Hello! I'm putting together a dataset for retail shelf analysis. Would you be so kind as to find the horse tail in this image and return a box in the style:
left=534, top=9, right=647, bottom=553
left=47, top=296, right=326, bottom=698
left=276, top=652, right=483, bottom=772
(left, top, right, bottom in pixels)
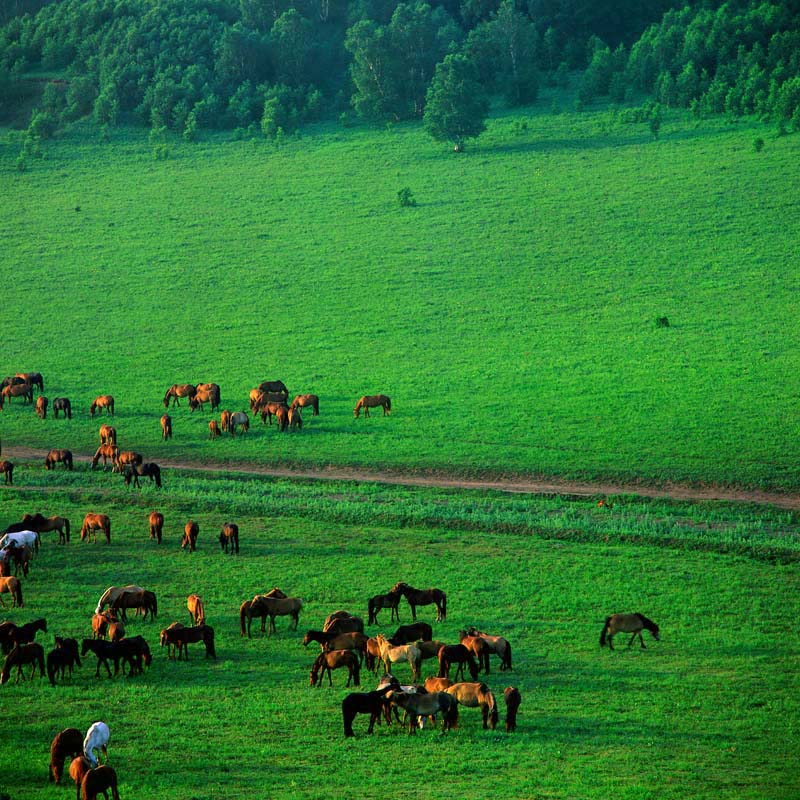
left=353, top=657, right=361, bottom=687
left=106, top=518, right=111, bottom=544
left=441, top=592, right=447, bottom=621
left=600, top=617, right=611, bottom=647
left=239, top=601, right=249, bottom=637
left=386, top=396, right=391, bottom=412
left=504, top=641, right=512, bottom=671
left=47, top=652, right=57, bottom=686
left=64, top=518, right=70, bottom=542
left=151, top=592, right=158, bottom=618
left=437, top=647, right=447, bottom=678
left=367, top=598, right=375, bottom=625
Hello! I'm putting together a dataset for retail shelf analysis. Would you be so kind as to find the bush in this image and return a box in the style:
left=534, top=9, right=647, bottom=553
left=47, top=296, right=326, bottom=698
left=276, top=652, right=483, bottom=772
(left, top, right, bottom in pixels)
left=753, top=137, right=764, bottom=152
left=397, top=187, right=416, bottom=207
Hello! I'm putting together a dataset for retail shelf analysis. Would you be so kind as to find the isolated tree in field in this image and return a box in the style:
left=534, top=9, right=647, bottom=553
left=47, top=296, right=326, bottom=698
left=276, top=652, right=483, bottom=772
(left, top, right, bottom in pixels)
left=423, top=52, right=489, bottom=151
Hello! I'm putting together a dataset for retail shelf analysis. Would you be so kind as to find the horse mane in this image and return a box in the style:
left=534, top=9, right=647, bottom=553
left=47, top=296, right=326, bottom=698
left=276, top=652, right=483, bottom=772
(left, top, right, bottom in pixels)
left=634, top=613, right=658, bottom=632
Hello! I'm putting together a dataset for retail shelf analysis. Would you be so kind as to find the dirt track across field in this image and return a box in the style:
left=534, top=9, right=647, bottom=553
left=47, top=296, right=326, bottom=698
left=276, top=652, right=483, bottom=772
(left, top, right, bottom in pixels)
left=4, top=446, right=799, bottom=510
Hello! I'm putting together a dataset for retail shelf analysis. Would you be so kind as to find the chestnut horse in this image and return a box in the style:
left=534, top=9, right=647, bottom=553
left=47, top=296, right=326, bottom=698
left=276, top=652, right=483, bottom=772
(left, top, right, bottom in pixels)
left=391, top=582, right=447, bottom=622
left=181, top=520, right=199, bottom=551
left=466, top=627, right=513, bottom=671
left=458, top=630, right=491, bottom=673
left=81, top=765, right=120, bottom=800
left=52, top=397, right=72, bottom=419
left=16, top=371, right=43, bottom=392
left=302, top=630, right=369, bottom=663
left=354, top=394, right=391, bottom=418
left=110, top=588, right=157, bottom=622
left=504, top=686, right=521, bottom=732
left=116, top=451, right=142, bottom=473
left=0, top=460, right=13, bottom=484
left=49, top=727, right=83, bottom=783
left=0, top=642, right=45, bottom=684
left=124, top=462, right=162, bottom=488
left=189, top=383, right=220, bottom=411
left=290, top=394, right=319, bottom=416
left=160, top=623, right=216, bottom=659
left=1, top=381, right=33, bottom=405
left=0, top=576, right=23, bottom=607
left=220, top=409, right=231, bottom=433
left=163, top=383, right=196, bottom=407
left=80, top=514, right=111, bottom=544
left=45, top=449, right=73, bottom=470
left=288, top=405, right=302, bottom=431
left=187, top=594, right=205, bottom=626
left=89, top=395, right=114, bottom=416
left=91, top=444, right=119, bottom=471
left=99, top=423, right=116, bottom=444
left=446, top=681, right=499, bottom=729
left=208, top=419, right=221, bottom=439
left=310, top=649, right=360, bottom=687
left=600, top=613, right=660, bottom=650
left=219, top=522, right=239, bottom=554
left=35, top=395, right=48, bottom=419
left=70, top=757, right=91, bottom=798
left=437, top=644, right=479, bottom=681
left=259, top=401, right=288, bottom=426
left=160, top=414, right=172, bottom=440
left=149, top=511, right=164, bottom=543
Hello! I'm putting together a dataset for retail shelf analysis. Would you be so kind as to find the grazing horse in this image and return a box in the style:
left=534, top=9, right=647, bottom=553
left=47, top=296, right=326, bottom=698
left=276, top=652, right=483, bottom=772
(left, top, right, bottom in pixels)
left=160, top=414, right=172, bottom=440
left=3, top=543, right=32, bottom=577
left=116, top=635, right=152, bottom=675
left=446, top=682, right=499, bottom=729
left=83, top=721, right=110, bottom=768
left=354, top=394, right=391, bottom=418
left=49, top=727, right=83, bottom=783
left=0, top=459, right=13, bottom=484
left=81, top=765, right=121, bottom=800
left=46, top=643, right=83, bottom=686
left=0, top=642, right=45, bottom=684
left=92, top=611, right=117, bottom=640
left=0, top=529, right=39, bottom=552
left=35, top=395, right=48, bottom=418
left=124, top=462, right=162, bottom=489
left=187, top=594, right=205, bottom=626
left=438, top=644, right=479, bottom=682
left=181, top=520, right=199, bottom=552
left=323, top=615, right=365, bottom=635
left=45, top=449, right=73, bottom=470
left=466, top=627, right=513, bottom=671
left=189, top=383, right=220, bottom=411
left=99, top=423, right=116, bottom=444
left=424, top=676, right=454, bottom=693
left=70, top=756, right=92, bottom=798
left=504, top=686, right=521, bottom=732
left=367, top=589, right=402, bottom=625
left=389, top=622, right=433, bottom=645
left=458, top=630, right=491, bottom=673
left=111, top=589, right=157, bottom=622
left=116, top=451, right=142, bottom=473
left=290, top=394, right=319, bottom=416
left=220, top=409, right=231, bottom=433
left=0, top=576, right=23, bottom=607
left=375, top=634, right=422, bottom=682
left=163, top=383, right=196, bottom=407
left=391, top=581, right=447, bottom=622
left=600, top=613, right=660, bottom=650
left=16, top=371, right=43, bottom=392
left=219, top=522, right=239, bottom=554
left=257, top=380, right=288, bottom=398
left=388, top=690, right=459, bottom=734
left=288, top=405, right=302, bottom=431
left=89, top=395, right=114, bottom=416
left=1, top=381, right=33, bottom=405
left=80, top=514, right=111, bottom=544
left=342, top=685, right=395, bottom=737
left=91, top=444, right=119, bottom=471
left=229, top=411, right=249, bottom=435
left=412, top=639, right=447, bottom=664
left=52, top=397, right=72, bottom=419
left=259, top=401, right=288, bottom=426
left=22, top=512, right=71, bottom=544
left=149, top=511, right=164, bottom=543
left=240, top=595, right=302, bottom=637
left=208, top=419, right=221, bottom=439
left=310, top=649, right=360, bottom=687
left=95, top=585, right=143, bottom=615
left=107, top=619, right=125, bottom=642
left=302, top=630, right=369, bottom=662
left=81, top=639, right=128, bottom=677
left=160, top=623, right=216, bottom=659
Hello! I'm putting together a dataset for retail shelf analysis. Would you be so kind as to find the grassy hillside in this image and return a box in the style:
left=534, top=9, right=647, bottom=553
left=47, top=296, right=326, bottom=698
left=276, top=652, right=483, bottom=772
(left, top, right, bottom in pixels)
left=2, top=100, right=799, bottom=488
left=1, top=474, right=798, bottom=799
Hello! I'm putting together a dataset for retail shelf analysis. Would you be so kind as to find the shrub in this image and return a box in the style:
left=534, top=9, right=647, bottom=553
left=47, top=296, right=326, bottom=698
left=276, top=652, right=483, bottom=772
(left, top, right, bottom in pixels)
left=397, top=187, right=416, bottom=207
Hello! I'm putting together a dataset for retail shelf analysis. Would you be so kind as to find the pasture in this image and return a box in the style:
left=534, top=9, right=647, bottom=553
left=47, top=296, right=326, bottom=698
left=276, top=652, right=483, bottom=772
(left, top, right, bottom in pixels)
left=0, top=469, right=799, bottom=798
left=1, top=99, right=799, bottom=490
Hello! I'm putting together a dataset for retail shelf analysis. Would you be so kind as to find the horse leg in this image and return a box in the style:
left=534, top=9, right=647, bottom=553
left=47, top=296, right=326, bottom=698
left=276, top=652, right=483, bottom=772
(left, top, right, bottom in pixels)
left=410, top=603, right=417, bottom=621
left=627, top=632, right=638, bottom=648
left=638, top=632, right=646, bottom=649
left=607, top=635, right=615, bottom=651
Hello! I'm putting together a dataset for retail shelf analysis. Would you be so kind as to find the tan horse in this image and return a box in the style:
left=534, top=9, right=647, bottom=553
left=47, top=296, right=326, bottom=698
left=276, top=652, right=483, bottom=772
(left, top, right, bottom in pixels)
left=0, top=576, right=23, bottom=607
left=181, top=520, right=199, bottom=552
left=160, top=414, right=172, bottom=440
left=290, top=394, right=319, bottom=416
left=600, top=613, right=660, bottom=650
left=466, top=627, right=513, bottom=671
left=220, top=409, right=231, bottom=433
left=45, top=449, right=73, bottom=470
left=89, top=395, right=114, bottom=416
left=148, top=511, right=164, bottom=543
left=0, top=460, right=13, bottom=485
left=446, top=682, right=499, bottom=729
left=189, top=383, right=220, bottom=411
left=288, top=405, right=302, bottom=431
left=35, top=395, right=48, bottom=419
left=354, top=394, right=391, bottom=418
left=116, top=451, right=142, bottom=474
left=1, top=381, right=33, bottom=405
left=187, top=594, right=205, bottom=626
left=375, top=634, right=421, bottom=682
left=208, top=419, right=221, bottom=439
left=163, top=384, right=196, bottom=407
left=91, top=444, right=119, bottom=471
left=99, top=423, right=116, bottom=444
left=80, top=514, right=111, bottom=544
left=310, top=649, right=360, bottom=687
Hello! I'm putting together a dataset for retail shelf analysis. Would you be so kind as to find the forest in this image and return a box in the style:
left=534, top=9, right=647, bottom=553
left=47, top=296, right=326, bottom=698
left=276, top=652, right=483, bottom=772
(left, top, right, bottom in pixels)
left=1, top=0, right=799, bottom=147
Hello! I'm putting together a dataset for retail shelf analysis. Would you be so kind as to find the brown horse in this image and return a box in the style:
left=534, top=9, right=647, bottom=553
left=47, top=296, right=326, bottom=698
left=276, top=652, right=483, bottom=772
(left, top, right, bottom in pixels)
left=35, top=395, right=48, bottom=418
left=466, top=627, right=513, bottom=671
left=437, top=644, right=479, bottom=681
left=163, top=383, right=196, bottom=407
left=391, top=582, right=447, bottom=622
left=1, top=381, right=33, bottom=405
left=220, top=409, right=231, bottom=433
left=0, top=642, right=45, bottom=683
left=124, top=462, right=162, bottom=488
left=106, top=620, right=125, bottom=642
left=219, top=522, right=239, bottom=554
left=187, top=594, right=205, bottom=626
left=160, top=414, right=172, bottom=440
left=45, top=449, right=73, bottom=470
left=458, top=630, right=491, bottom=673
left=412, top=639, right=447, bottom=663
left=49, top=727, right=83, bottom=783
left=389, top=622, right=432, bottom=644
left=387, top=689, right=459, bottom=734
left=208, top=419, right=221, bottom=438
left=181, top=520, right=199, bottom=551
left=600, top=613, right=660, bottom=650
left=290, top=394, right=319, bottom=416
left=424, top=676, right=454, bottom=693
left=89, top=395, right=114, bottom=416
left=111, top=589, right=157, bottom=622
left=446, top=681, right=499, bottom=729
left=0, top=460, right=13, bottom=484
left=0, top=576, right=23, bottom=607
left=302, top=630, right=369, bottom=662
left=259, top=400, right=288, bottom=426
left=81, top=765, right=121, bottom=800
left=504, top=686, right=521, bottom=732
left=240, top=595, right=302, bottom=637
left=92, top=611, right=117, bottom=640
left=323, top=615, right=365, bottom=635
left=116, top=451, right=142, bottom=473
left=342, top=685, right=396, bottom=736
left=354, top=394, right=391, bottom=418
left=70, top=756, right=92, bottom=798
left=52, top=397, right=72, bottom=419
left=21, top=512, right=70, bottom=544
left=91, top=444, right=119, bottom=471
left=4, top=543, right=32, bottom=578
left=80, top=514, right=111, bottom=544
left=367, top=589, right=403, bottom=625
left=148, top=510, right=164, bottom=543
left=99, top=423, right=116, bottom=444
left=160, top=623, right=216, bottom=659
left=257, top=379, right=288, bottom=398
left=288, top=405, right=302, bottom=431
left=310, top=649, right=361, bottom=687
left=189, top=383, right=220, bottom=411
left=16, top=371, right=43, bottom=392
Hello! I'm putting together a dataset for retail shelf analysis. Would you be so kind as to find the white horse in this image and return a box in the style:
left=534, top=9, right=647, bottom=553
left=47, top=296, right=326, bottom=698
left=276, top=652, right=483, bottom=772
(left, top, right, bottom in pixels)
left=95, top=585, right=144, bottom=615
left=229, top=411, right=249, bottom=436
left=0, top=530, right=40, bottom=553
left=83, top=721, right=110, bottom=768
left=375, top=634, right=422, bottom=682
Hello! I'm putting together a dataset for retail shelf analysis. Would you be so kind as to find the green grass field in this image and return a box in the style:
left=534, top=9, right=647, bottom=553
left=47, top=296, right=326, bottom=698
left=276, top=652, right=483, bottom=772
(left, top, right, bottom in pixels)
left=0, top=474, right=799, bottom=800
left=2, top=97, right=799, bottom=489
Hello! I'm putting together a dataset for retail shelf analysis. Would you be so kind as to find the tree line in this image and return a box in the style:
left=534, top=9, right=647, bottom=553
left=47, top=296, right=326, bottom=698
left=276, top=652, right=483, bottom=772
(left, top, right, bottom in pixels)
left=1, top=0, right=799, bottom=150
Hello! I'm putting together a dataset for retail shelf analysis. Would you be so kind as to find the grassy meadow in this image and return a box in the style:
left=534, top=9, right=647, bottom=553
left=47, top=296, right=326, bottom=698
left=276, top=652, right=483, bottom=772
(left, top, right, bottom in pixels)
left=0, top=473, right=799, bottom=800
left=1, top=98, right=799, bottom=489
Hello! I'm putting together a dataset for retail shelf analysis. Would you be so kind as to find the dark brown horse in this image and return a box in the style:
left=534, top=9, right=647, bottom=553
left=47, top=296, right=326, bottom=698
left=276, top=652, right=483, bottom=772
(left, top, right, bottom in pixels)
left=81, top=765, right=121, bottom=800
left=354, top=394, right=391, bottom=418
left=160, top=414, right=172, bottom=440
left=310, top=649, right=360, bottom=687
left=181, top=520, right=199, bottom=551
left=219, top=522, right=239, bottom=554
left=124, top=462, right=162, bottom=489
left=0, top=642, right=45, bottom=683
left=89, top=395, right=114, bottom=416
left=600, top=613, right=660, bottom=650
left=49, top=727, right=83, bottom=783
left=389, top=621, right=432, bottom=645
left=149, top=511, right=164, bottom=543
left=15, top=371, right=43, bottom=392
left=504, top=686, right=521, bottom=732
left=342, top=685, right=395, bottom=736
left=257, top=379, right=288, bottom=398
left=45, top=449, right=73, bottom=470
left=160, top=623, right=216, bottom=659
left=46, top=642, right=83, bottom=686
left=0, top=460, right=13, bottom=485
left=110, top=589, right=157, bottom=622
left=52, top=397, right=72, bottom=419
left=437, top=644, right=479, bottom=681
left=98, top=423, right=116, bottom=444
left=323, top=615, right=365, bottom=635
left=189, top=383, right=220, bottom=411
left=163, top=383, right=196, bottom=407
left=302, top=630, right=369, bottom=663
left=367, top=589, right=402, bottom=625
left=391, top=582, right=447, bottom=622
left=80, top=514, right=111, bottom=544
left=35, top=395, right=48, bottom=419
left=91, top=444, right=119, bottom=470
left=259, top=401, right=288, bottom=426
left=21, top=512, right=70, bottom=544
